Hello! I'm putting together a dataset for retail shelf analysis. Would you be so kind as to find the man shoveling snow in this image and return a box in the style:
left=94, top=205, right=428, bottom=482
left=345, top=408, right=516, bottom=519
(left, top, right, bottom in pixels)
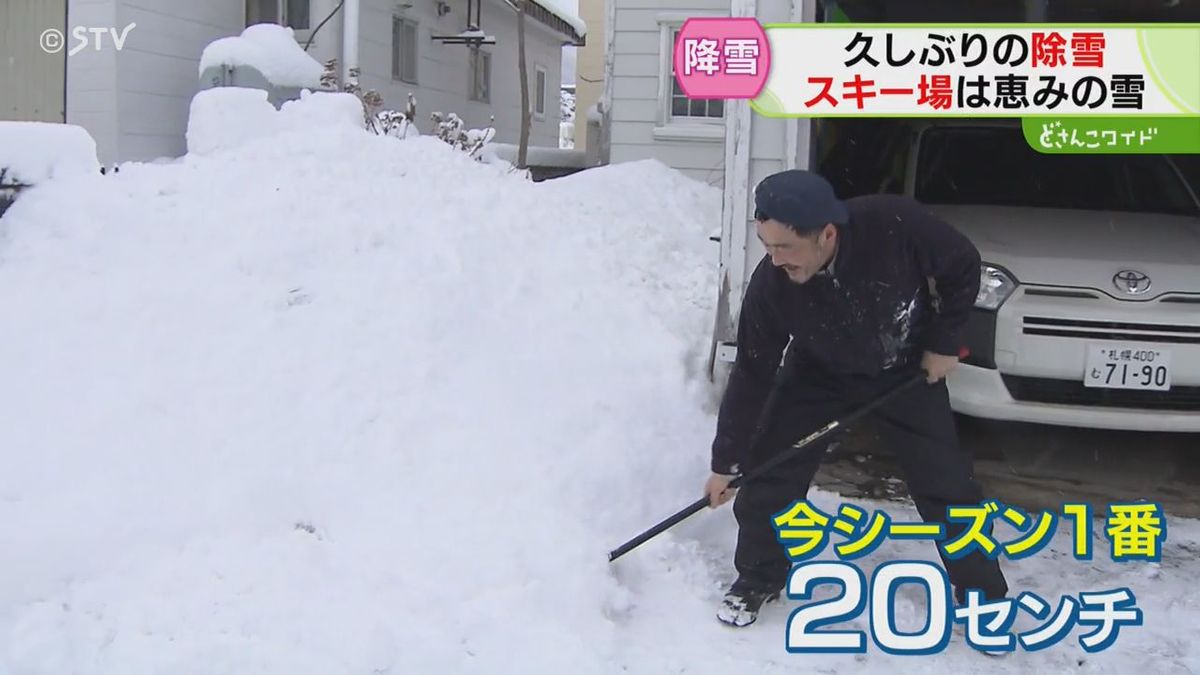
left=704, top=169, right=1009, bottom=628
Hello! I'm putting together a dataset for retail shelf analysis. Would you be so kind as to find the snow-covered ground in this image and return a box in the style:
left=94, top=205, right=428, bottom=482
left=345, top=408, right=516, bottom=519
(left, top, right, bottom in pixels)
left=1, top=101, right=1197, bottom=674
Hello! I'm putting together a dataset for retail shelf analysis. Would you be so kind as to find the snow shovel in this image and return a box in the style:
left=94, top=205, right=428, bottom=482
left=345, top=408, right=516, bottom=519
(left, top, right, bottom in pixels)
left=606, top=346, right=969, bottom=563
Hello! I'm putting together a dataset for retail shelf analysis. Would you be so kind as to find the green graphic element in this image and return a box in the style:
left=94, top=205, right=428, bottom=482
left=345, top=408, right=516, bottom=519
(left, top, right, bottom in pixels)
left=1138, top=29, right=1200, bottom=114
left=751, top=87, right=786, bottom=116
left=1021, top=117, right=1200, bottom=153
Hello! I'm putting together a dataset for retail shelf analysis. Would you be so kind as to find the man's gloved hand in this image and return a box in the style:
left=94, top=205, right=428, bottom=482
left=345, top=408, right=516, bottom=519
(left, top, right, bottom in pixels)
left=704, top=473, right=738, bottom=508
left=921, top=350, right=960, bottom=384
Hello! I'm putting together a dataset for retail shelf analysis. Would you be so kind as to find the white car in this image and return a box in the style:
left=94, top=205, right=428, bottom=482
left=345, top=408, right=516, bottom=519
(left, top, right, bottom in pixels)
left=903, top=121, right=1200, bottom=432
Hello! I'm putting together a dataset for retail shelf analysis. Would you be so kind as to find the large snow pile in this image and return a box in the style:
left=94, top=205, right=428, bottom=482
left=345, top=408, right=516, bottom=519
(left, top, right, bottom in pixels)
left=199, top=23, right=324, bottom=89
left=0, top=122, right=99, bottom=185
left=0, top=110, right=722, bottom=672
left=2, top=106, right=1199, bottom=674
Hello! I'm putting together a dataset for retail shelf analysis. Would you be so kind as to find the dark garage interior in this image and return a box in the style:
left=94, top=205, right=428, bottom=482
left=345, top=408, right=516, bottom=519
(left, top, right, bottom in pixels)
left=813, top=0, right=1200, bottom=198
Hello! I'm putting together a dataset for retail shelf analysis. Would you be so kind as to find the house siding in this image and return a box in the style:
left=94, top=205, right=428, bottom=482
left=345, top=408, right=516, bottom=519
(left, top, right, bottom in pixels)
left=1, top=0, right=68, bottom=124
left=54, top=0, right=568, bottom=165
left=112, top=0, right=244, bottom=162
left=711, top=0, right=815, bottom=356
left=572, top=0, right=603, bottom=152
left=63, top=0, right=245, bottom=164
left=607, top=0, right=727, bottom=187
left=359, top=0, right=567, bottom=148
left=65, top=0, right=119, bottom=162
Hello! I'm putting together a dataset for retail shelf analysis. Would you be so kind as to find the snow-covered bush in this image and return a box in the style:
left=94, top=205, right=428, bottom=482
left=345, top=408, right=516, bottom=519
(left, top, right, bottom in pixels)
left=318, top=59, right=420, bottom=140
left=314, top=57, right=490, bottom=155
left=322, top=62, right=384, bottom=131
left=376, top=94, right=420, bottom=140
left=430, top=112, right=495, bottom=161
left=560, top=87, right=575, bottom=124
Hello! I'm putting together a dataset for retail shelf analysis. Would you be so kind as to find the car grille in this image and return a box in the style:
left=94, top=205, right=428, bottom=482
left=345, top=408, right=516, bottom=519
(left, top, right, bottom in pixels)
left=1022, top=316, right=1200, bottom=344
left=1001, top=375, right=1200, bottom=411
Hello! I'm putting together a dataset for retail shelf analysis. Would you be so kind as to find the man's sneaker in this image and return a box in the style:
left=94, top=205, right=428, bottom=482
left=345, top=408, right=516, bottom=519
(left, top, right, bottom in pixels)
left=716, top=581, right=782, bottom=628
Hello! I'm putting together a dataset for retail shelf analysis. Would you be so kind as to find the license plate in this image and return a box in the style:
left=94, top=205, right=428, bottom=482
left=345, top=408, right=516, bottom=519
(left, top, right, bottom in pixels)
left=1083, top=343, right=1172, bottom=390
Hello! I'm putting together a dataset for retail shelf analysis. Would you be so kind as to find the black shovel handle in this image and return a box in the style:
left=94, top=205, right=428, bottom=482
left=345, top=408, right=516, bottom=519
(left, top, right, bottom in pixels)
left=606, top=347, right=968, bottom=563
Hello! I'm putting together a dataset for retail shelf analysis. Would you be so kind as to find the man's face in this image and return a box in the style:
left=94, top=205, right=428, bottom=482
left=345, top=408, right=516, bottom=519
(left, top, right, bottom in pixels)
left=757, top=219, right=837, bottom=285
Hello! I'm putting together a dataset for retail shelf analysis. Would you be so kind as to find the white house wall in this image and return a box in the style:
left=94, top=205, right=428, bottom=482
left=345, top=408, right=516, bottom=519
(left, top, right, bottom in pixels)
left=359, top=0, right=566, bottom=147
left=735, top=0, right=812, bottom=289
left=607, top=0, right=728, bottom=188
left=1, top=0, right=68, bottom=124
left=111, top=0, right=244, bottom=162
left=66, top=0, right=120, bottom=163
left=573, top=0, right=604, bottom=152
left=63, top=0, right=566, bottom=165
left=711, top=0, right=814, bottom=364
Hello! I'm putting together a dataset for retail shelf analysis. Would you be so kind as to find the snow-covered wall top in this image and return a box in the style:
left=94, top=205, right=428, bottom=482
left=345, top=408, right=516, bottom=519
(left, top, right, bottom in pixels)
left=198, top=24, right=324, bottom=89
left=186, top=88, right=365, bottom=157
left=0, top=122, right=101, bottom=185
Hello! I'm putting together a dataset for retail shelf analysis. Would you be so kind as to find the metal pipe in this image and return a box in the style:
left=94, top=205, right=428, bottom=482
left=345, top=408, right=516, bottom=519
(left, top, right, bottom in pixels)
left=342, top=0, right=360, bottom=85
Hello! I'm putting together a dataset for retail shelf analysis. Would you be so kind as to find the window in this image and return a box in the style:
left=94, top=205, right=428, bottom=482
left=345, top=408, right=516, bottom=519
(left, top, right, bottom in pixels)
left=470, top=48, right=491, bottom=103
left=286, top=0, right=309, bottom=30
left=534, top=66, right=547, bottom=117
left=247, top=0, right=310, bottom=30
left=665, top=28, right=723, bottom=122
left=392, top=18, right=418, bottom=84
left=246, top=0, right=278, bottom=25
left=915, top=126, right=1199, bottom=216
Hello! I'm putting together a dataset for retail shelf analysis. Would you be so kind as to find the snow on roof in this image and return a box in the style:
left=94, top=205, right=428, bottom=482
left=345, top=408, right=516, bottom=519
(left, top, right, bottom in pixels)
left=0, top=122, right=100, bottom=186
left=530, top=0, right=586, bottom=39
left=198, top=23, right=324, bottom=89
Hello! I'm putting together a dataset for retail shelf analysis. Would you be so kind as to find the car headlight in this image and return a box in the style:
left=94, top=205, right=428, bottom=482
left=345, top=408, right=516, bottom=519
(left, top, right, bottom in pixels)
left=976, top=264, right=1017, bottom=310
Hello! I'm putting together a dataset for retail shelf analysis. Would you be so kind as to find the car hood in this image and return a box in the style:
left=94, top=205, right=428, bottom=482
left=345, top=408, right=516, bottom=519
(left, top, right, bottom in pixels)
left=924, top=205, right=1200, bottom=297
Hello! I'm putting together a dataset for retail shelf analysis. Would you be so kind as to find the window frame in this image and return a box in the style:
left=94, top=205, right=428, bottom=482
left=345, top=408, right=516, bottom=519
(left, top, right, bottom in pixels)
left=533, top=65, right=548, bottom=119
left=469, top=47, right=492, bottom=103
left=655, top=12, right=726, bottom=141
left=246, top=0, right=311, bottom=30
left=392, top=16, right=419, bottom=84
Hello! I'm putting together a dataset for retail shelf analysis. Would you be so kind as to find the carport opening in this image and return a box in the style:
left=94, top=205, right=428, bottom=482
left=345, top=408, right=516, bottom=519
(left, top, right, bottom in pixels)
left=801, top=0, right=1200, bottom=498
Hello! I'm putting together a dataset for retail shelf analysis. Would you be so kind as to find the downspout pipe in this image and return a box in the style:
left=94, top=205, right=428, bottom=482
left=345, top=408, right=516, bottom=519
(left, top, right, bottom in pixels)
left=342, top=0, right=360, bottom=86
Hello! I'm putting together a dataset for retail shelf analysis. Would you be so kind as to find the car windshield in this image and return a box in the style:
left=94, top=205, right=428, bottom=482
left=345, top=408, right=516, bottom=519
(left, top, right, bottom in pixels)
left=914, top=126, right=1200, bottom=216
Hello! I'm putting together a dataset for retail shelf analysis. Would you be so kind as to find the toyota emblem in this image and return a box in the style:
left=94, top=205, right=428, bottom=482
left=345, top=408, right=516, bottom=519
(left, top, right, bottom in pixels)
left=1113, top=269, right=1152, bottom=295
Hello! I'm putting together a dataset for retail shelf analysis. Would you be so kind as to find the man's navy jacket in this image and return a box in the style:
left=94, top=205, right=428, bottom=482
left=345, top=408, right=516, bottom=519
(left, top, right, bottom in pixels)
left=711, top=194, right=982, bottom=475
